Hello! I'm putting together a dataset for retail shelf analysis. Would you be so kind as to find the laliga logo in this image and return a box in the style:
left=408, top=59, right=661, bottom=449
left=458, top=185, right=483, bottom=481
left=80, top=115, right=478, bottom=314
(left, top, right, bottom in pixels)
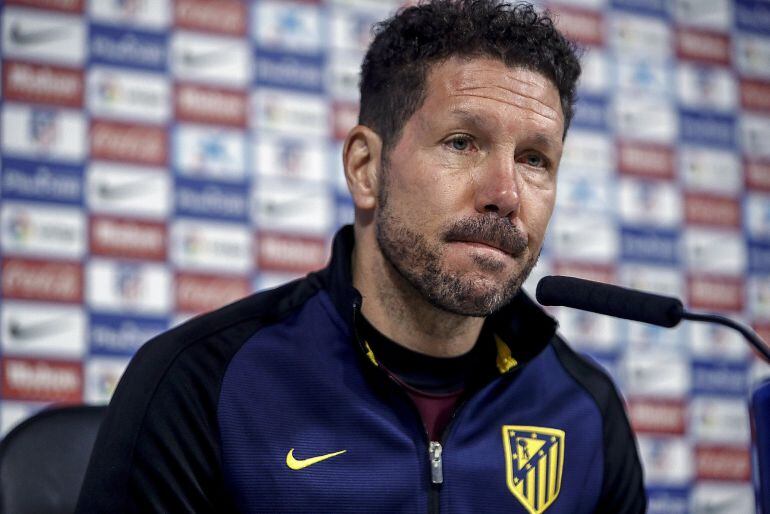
left=182, top=231, right=204, bottom=256
left=7, top=210, right=33, bottom=242
left=98, top=75, right=122, bottom=103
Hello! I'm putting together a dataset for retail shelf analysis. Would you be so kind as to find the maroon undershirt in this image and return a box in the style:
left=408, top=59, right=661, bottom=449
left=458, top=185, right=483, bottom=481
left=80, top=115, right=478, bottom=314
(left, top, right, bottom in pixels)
left=358, top=315, right=490, bottom=441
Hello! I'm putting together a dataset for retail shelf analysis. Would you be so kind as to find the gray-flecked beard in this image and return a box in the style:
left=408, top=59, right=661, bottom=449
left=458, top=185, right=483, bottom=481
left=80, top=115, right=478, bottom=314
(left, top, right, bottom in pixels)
left=374, top=178, right=538, bottom=317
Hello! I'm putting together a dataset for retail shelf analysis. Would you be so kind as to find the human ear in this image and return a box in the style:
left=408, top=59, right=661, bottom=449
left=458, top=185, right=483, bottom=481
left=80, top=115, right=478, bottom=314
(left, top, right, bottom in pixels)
left=342, top=125, right=382, bottom=210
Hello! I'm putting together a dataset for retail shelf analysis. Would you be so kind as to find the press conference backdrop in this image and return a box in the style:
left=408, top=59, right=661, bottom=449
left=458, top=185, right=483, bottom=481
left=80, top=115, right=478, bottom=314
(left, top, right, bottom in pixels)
left=0, top=0, right=769, bottom=511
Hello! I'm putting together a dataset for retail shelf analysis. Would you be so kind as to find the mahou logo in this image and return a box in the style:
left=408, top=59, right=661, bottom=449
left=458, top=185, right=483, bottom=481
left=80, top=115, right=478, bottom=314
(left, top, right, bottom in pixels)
left=3, top=60, right=84, bottom=107
left=2, top=357, right=83, bottom=402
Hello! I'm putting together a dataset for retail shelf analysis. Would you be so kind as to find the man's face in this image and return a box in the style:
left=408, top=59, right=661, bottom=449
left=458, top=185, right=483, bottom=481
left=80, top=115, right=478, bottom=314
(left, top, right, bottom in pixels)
left=375, top=56, right=564, bottom=317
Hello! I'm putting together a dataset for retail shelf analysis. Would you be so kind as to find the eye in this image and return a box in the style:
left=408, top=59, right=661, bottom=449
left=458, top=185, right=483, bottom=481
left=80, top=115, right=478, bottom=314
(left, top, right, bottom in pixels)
left=445, top=135, right=475, bottom=152
left=522, top=153, right=547, bottom=168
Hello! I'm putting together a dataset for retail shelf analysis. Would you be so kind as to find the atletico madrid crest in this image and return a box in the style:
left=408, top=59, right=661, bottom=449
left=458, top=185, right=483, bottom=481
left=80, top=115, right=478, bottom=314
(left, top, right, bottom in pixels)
left=502, top=425, right=565, bottom=514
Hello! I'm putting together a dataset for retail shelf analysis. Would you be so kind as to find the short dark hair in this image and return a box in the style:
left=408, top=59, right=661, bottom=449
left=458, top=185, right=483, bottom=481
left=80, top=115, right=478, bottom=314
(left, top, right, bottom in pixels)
left=358, top=0, right=581, bottom=152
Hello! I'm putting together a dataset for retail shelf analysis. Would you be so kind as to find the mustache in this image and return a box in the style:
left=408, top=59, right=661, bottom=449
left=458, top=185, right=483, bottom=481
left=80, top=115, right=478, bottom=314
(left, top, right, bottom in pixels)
left=443, top=216, right=528, bottom=256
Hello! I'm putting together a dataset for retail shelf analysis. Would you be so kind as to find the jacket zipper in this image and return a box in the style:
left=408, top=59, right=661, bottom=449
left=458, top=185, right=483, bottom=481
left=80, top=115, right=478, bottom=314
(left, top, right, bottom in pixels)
left=352, top=299, right=473, bottom=514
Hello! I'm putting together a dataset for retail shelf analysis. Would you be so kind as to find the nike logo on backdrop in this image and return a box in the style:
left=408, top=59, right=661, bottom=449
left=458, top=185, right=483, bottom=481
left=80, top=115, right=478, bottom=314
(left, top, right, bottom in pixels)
left=9, top=22, right=71, bottom=46
left=285, top=448, right=346, bottom=470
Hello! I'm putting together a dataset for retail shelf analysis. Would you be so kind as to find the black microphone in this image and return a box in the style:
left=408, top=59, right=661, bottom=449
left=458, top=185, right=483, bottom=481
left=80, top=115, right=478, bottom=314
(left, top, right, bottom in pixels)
left=536, top=275, right=684, bottom=328
left=536, top=275, right=770, bottom=363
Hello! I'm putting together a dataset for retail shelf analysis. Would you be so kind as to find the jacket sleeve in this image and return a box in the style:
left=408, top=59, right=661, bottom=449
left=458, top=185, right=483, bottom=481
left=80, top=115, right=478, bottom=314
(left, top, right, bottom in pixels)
left=551, top=337, right=647, bottom=514
left=75, top=315, right=258, bottom=513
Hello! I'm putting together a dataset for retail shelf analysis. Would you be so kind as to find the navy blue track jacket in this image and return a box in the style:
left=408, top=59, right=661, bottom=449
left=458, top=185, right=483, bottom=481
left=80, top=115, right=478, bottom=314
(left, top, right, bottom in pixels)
left=76, top=225, right=646, bottom=513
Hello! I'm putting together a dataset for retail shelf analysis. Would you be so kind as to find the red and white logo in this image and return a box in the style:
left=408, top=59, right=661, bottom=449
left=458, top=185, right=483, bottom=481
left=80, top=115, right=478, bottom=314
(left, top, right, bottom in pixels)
left=3, top=60, right=83, bottom=107
left=617, top=141, right=675, bottom=180
left=740, top=78, right=770, bottom=112
left=551, top=5, right=603, bottom=47
left=2, top=258, right=82, bottom=303
left=687, top=274, right=745, bottom=312
left=90, top=119, right=167, bottom=166
left=175, top=83, right=247, bottom=127
left=175, top=272, right=250, bottom=314
left=629, top=398, right=686, bottom=435
left=7, top=0, right=83, bottom=13
left=90, top=216, right=167, bottom=261
left=333, top=101, right=359, bottom=141
left=684, top=193, right=741, bottom=228
left=174, top=0, right=247, bottom=36
left=676, top=28, right=731, bottom=66
left=695, top=446, right=750, bottom=481
left=256, top=231, right=329, bottom=274
left=2, top=357, right=83, bottom=403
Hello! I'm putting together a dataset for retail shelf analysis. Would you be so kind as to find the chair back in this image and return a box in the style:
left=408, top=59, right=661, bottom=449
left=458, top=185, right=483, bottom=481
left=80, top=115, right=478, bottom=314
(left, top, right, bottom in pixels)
left=0, top=405, right=107, bottom=514
left=753, top=378, right=770, bottom=514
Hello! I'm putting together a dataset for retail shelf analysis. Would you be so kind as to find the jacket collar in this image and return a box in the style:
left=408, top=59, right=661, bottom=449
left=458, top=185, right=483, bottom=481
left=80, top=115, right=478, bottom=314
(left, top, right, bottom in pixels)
left=316, top=225, right=557, bottom=369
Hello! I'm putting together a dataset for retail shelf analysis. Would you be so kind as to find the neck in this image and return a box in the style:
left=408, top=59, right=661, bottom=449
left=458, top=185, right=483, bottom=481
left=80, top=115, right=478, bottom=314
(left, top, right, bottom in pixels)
left=352, top=227, right=484, bottom=358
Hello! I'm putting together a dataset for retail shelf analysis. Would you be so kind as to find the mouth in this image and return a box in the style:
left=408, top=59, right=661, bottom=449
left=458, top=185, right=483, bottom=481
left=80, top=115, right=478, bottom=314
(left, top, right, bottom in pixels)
left=449, top=238, right=515, bottom=256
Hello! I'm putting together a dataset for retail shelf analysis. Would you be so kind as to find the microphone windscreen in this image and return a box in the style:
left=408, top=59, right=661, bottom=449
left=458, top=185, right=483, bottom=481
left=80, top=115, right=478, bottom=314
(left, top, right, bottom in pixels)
left=536, top=275, right=684, bottom=328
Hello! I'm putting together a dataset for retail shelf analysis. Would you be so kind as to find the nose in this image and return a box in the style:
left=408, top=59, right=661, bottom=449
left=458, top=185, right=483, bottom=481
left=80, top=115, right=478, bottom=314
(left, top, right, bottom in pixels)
left=473, top=155, right=520, bottom=218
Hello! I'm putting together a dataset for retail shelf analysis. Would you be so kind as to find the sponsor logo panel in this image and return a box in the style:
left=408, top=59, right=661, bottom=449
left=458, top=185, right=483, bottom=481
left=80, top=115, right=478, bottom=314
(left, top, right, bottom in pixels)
left=6, top=0, right=83, bottom=12
left=254, top=133, right=327, bottom=182
left=0, top=202, right=85, bottom=259
left=328, top=49, right=362, bottom=101
left=614, top=98, right=677, bottom=143
left=628, top=398, right=685, bottom=435
left=676, top=63, right=736, bottom=112
left=90, top=313, right=166, bottom=356
left=2, top=104, right=86, bottom=162
left=87, top=66, right=170, bottom=124
left=1, top=301, right=85, bottom=358
left=617, top=141, right=674, bottom=179
left=690, top=483, right=756, bottom=514
left=2, top=258, right=82, bottom=303
left=687, top=274, right=745, bottom=312
left=171, top=219, right=252, bottom=274
left=550, top=5, right=603, bottom=46
left=86, top=259, right=171, bottom=315
left=577, top=49, right=609, bottom=96
left=252, top=89, right=330, bottom=136
left=173, top=124, right=246, bottom=181
left=679, top=110, right=735, bottom=148
left=170, top=32, right=250, bottom=87
left=2, top=8, right=86, bottom=65
left=548, top=212, right=618, bottom=263
left=618, top=178, right=681, bottom=228
left=740, top=78, right=770, bottom=112
left=735, top=33, right=770, bottom=80
left=689, top=320, right=751, bottom=361
left=683, top=228, right=746, bottom=275
left=691, top=361, right=748, bottom=396
left=690, top=396, right=751, bottom=445
left=748, top=275, right=770, bottom=321
left=1, top=157, right=83, bottom=205
left=550, top=307, right=619, bottom=352
left=646, top=488, right=689, bottom=514
left=90, top=216, right=167, bottom=261
left=636, top=436, right=693, bottom=486
left=254, top=1, right=323, bottom=55
left=90, top=119, right=168, bottom=166
left=617, top=59, right=671, bottom=97
left=749, top=241, right=770, bottom=273
left=609, top=12, right=671, bottom=60
left=252, top=178, right=334, bottom=236
left=86, top=162, right=171, bottom=219
left=256, top=231, right=329, bottom=274
left=620, top=227, right=679, bottom=265
left=745, top=192, right=770, bottom=239
left=675, top=28, right=731, bottom=66
left=255, top=50, right=324, bottom=93
left=88, top=0, right=170, bottom=30
left=683, top=193, right=740, bottom=227
left=673, top=0, right=732, bottom=30
left=174, top=0, right=247, bottom=36
left=570, top=94, right=608, bottom=131
left=2, top=357, right=83, bottom=403
left=89, top=24, right=167, bottom=71
left=680, top=146, right=742, bottom=195
left=695, top=446, right=750, bottom=481
left=624, top=351, right=690, bottom=398
left=555, top=174, right=612, bottom=214
left=175, top=179, right=249, bottom=221
left=175, top=83, right=247, bottom=127
left=329, top=7, right=389, bottom=52
left=560, top=130, right=613, bottom=177
left=332, top=101, right=359, bottom=141
left=735, top=1, right=770, bottom=35
left=740, top=113, right=770, bottom=159
left=175, top=272, right=250, bottom=314
left=3, top=60, right=84, bottom=107
left=84, top=356, right=130, bottom=404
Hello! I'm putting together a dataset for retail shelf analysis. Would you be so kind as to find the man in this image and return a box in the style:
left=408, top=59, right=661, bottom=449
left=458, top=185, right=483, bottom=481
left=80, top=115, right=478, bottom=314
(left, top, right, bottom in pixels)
left=77, top=1, right=646, bottom=513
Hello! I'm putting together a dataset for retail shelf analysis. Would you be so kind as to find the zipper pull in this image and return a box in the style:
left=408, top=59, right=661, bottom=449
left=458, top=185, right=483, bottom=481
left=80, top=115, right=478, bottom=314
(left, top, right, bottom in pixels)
left=429, top=441, right=443, bottom=485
